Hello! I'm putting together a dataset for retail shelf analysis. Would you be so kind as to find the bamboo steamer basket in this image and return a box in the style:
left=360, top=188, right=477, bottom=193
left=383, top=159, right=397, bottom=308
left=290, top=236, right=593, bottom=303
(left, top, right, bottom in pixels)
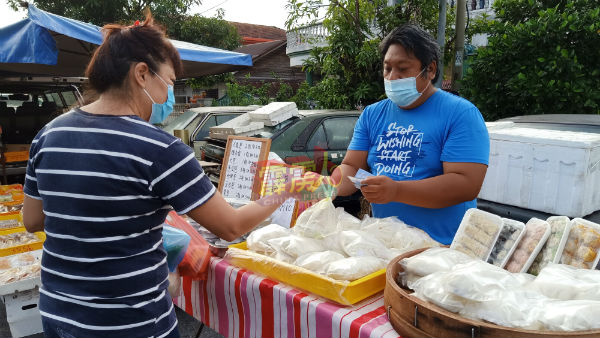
left=384, top=248, right=600, bottom=338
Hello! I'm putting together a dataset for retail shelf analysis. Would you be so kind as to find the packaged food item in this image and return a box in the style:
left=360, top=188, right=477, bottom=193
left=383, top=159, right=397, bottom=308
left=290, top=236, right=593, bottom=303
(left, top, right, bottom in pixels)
left=390, top=226, right=440, bottom=253
left=246, top=223, right=289, bottom=254
left=487, top=218, right=525, bottom=267
left=338, top=230, right=390, bottom=260
left=293, top=251, right=345, bottom=274
left=0, top=231, right=39, bottom=249
left=559, top=218, right=600, bottom=269
left=267, top=235, right=324, bottom=259
left=292, top=198, right=337, bottom=239
left=529, top=263, right=600, bottom=301
left=360, top=216, right=407, bottom=247
left=528, top=216, right=572, bottom=275
left=325, top=256, right=385, bottom=281
left=0, top=218, right=22, bottom=230
left=504, top=218, right=551, bottom=273
left=450, top=208, right=503, bottom=260
left=0, top=251, right=41, bottom=284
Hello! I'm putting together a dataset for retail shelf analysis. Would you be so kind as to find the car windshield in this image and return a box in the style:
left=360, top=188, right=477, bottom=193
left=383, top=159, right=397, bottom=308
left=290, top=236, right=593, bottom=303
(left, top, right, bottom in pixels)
left=248, top=117, right=298, bottom=139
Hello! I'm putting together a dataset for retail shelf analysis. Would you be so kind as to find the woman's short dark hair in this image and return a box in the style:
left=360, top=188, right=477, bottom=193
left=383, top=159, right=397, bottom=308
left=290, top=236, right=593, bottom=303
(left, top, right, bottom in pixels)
left=379, top=24, right=441, bottom=83
left=85, top=12, right=183, bottom=94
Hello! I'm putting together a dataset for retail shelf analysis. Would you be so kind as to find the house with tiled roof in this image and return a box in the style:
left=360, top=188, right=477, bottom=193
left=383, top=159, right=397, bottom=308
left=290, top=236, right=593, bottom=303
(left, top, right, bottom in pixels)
left=176, top=21, right=306, bottom=107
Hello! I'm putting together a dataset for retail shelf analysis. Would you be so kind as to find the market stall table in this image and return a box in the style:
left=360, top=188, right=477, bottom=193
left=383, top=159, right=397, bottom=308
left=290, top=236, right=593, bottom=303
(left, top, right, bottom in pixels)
left=173, top=258, right=400, bottom=338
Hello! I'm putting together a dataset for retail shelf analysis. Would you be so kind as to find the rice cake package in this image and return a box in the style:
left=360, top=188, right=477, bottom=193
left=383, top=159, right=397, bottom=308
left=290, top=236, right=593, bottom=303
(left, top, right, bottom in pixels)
left=559, top=218, right=600, bottom=270
left=450, top=208, right=503, bottom=260
left=504, top=218, right=551, bottom=273
left=487, top=218, right=525, bottom=268
left=528, top=216, right=572, bottom=275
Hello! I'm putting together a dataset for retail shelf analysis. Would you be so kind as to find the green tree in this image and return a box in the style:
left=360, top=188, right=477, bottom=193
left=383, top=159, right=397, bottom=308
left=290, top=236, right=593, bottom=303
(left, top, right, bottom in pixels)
left=285, top=0, right=443, bottom=109
left=461, top=0, right=600, bottom=120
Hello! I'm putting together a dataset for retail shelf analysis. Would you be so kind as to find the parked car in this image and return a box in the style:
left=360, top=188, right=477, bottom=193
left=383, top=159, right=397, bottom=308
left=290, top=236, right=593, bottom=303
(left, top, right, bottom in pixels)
left=0, top=76, right=84, bottom=184
left=160, top=106, right=260, bottom=160
left=199, top=109, right=364, bottom=215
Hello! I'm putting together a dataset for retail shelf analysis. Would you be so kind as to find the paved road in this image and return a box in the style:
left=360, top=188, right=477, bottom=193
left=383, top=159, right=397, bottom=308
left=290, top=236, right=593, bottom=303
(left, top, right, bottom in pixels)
left=0, top=301, right=223, bottom=338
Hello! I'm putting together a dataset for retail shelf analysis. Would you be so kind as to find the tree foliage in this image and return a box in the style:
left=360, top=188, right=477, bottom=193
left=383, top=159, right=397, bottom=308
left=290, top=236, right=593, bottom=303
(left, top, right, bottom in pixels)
left=461, top=0, right=600, bottom=120
left=8, top=0, right=240, bottom=51
left=285, top=0, right=445, bottom=110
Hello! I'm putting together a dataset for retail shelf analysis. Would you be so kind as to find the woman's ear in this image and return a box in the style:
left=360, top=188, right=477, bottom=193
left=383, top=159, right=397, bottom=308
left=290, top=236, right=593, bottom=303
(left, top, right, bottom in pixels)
left=133, top=62, right=149, bottom=88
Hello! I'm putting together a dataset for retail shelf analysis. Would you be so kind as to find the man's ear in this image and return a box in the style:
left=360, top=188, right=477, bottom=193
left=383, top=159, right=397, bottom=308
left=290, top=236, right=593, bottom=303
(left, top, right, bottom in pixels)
left=133, top=62, right=149, bottom=88
left=427, top=62, right=437, bottom=81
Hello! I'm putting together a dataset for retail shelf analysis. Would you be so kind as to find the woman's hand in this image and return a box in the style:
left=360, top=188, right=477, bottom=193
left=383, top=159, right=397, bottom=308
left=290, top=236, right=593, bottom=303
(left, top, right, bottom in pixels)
left=360, top=175, right=399, bottom=204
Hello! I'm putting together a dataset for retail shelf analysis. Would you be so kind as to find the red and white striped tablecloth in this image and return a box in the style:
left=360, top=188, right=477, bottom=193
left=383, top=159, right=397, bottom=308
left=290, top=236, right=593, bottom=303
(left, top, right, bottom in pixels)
left=173, top=258, right=401, bottom=338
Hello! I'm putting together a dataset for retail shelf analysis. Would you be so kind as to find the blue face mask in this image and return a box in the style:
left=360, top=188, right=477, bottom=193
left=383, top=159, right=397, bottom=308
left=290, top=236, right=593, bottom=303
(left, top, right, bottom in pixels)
left=384, top=68, right=430, bottom=108
left=143, top=70, right=175, bottom=124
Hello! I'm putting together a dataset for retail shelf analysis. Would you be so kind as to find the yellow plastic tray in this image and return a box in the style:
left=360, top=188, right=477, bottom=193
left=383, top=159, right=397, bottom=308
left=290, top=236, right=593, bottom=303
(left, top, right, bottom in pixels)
left=0, top=228, right=45, bottom=257
left=0, top=213, right=25, bottom=231
left=227, top=242, right=386, bottom=305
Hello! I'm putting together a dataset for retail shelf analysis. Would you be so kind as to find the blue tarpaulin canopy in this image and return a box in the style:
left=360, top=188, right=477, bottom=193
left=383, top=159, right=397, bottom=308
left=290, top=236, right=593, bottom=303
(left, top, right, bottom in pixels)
left=0, top=4, right=252, bottom=78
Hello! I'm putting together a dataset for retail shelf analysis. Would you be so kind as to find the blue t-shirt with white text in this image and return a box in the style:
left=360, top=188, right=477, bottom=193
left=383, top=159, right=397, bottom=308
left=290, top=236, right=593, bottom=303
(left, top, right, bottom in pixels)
left=348, top=90, right=489, bottom=244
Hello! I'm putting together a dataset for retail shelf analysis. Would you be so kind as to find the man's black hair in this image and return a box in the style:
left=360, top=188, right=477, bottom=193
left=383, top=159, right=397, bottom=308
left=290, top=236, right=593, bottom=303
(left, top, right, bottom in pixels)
left=379, top=24, right=441, bottom=83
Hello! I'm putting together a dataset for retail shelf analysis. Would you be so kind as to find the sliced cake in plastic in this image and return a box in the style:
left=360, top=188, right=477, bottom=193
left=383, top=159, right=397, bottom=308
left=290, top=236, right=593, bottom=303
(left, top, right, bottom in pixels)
left=487, top=218, right=525, bottom=268
left=504, top=218, right=551, bottom=273
left=559, top=218, right=600, bottom=270
left=527, top=216, right=572, bottom=275
left=450, top=208, right=503, bottom=260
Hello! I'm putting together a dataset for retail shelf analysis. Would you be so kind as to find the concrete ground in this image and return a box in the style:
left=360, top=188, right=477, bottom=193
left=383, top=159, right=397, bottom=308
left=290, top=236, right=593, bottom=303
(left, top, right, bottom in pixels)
left=0, top=301, right=224, bottom=338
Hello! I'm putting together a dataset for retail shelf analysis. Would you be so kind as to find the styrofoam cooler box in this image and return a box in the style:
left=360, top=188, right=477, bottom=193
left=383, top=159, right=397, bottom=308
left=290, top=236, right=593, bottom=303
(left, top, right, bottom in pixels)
left=479, top=127, right=600, bottom=217
left=2, top=287, right=43, bottom=338
left=248, top=102, right=298, bottom=126
left=209, top=113, right=264, bottom=139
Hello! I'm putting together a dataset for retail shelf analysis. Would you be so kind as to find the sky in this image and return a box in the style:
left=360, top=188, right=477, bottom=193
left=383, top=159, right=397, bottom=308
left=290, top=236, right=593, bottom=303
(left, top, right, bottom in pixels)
left=0, top=0, right=291, bottom=29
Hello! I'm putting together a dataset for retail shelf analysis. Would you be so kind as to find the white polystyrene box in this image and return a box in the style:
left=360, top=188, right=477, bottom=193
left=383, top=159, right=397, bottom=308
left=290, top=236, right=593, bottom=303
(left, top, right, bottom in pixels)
left=2, top=288, right=43, bottom=338
left=479, top=127, right=600, bottom=217
left=248, top=102, right=298, bottom=126
left=209, top=113, right=264, bottom=139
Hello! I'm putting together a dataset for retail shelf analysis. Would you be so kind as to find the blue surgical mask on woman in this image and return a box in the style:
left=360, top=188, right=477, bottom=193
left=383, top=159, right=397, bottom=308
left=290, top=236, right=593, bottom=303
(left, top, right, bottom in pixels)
left=384, top=68, right=430, bottom=108
left=143, top=70, right=175, bottom=124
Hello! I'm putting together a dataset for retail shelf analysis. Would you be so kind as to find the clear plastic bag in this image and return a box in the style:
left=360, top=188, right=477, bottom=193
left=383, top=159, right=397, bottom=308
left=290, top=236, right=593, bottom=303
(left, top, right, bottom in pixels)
left=325, top=256, right=385, bottom=281
left=165, top=211, right=213, bottom=280
left=162, top=225, right=191, bottom=272
left=335, top=207, right=361, bottom=231
left=360, top=216, right=407, bottom=247
left=399, top=247, right=475, bottom=278
left=267, top=235, right=324, bottom=259
left=246, top=223, right=289, bottom=254
left=293, top=198, right=337, bottom=239
left=294, top=251, right=345, bottom=274
left=338, top=230, right=390, bottom=260
left=529, top=263, right=600, bottom=301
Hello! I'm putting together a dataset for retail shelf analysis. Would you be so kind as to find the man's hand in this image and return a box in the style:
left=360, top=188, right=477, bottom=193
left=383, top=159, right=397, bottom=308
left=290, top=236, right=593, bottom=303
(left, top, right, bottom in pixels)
left=360, top=175, right=398, bottom=204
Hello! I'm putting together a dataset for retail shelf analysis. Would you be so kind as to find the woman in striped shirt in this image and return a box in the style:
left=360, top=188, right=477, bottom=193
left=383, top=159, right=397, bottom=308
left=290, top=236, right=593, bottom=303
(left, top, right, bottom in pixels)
left=21, top=13, right=303, bottom=338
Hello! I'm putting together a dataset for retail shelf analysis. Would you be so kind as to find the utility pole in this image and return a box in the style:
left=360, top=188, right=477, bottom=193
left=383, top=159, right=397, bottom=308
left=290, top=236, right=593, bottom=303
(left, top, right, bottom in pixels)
left=451, top=0, right=466, bottom=92
left=435, top=0, right=447, bottom=89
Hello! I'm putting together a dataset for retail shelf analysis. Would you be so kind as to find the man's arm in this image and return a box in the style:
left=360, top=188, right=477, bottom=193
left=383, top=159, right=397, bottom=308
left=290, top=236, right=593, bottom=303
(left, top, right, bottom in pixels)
left=360, top=162, right=488, bottom=208
left=330, top=150, right=369, bottom=197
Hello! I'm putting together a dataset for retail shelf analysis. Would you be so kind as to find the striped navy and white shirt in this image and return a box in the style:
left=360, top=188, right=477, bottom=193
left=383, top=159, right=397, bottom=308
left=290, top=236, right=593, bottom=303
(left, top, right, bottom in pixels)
left=24, top=109, right=216, bottom=338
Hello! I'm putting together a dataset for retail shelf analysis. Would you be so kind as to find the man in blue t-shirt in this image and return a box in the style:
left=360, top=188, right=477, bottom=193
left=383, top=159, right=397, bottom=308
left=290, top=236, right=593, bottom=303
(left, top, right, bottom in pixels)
left=330, top=24, right=490, bottom=245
